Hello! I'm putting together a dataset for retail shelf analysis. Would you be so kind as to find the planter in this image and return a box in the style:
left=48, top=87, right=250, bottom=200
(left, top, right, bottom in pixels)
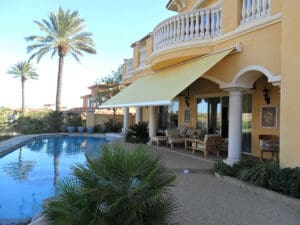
left=77, top=126, right=85, bottom=133
left=67, top=126, right=75, bottom=133
left=87, top=127, right=94, bottom=133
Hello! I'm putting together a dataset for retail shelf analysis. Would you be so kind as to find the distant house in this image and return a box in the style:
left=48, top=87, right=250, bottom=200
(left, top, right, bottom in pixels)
left=81, top=84, right=109, bottom=111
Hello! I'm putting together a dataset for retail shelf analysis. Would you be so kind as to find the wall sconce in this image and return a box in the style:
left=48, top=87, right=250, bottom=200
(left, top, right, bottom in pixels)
left=184, top=88, right=190, bottom=107
left=263, top=87, right=270, bottom=104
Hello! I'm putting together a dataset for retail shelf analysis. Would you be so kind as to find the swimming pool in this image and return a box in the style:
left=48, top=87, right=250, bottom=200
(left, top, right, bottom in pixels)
left=0, top=135, right=109, bottom=219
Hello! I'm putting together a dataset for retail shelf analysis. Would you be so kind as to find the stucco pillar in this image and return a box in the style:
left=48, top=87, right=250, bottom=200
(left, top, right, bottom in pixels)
left=224, top=89, right=243, bottom=166
left=123, top=107, right=129, bottom=131
left=135, top=107, right=142, bottom=124
left=86, top=109, right=95, bottom=128
left=149, top=106, right=158, bottom=138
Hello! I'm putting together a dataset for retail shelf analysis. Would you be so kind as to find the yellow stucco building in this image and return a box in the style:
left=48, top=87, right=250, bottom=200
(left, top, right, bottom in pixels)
left=101, top=0, right=300, bottom=168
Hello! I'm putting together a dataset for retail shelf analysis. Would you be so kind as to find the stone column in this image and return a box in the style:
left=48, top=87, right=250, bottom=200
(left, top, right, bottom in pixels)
left=224, top=89, right=243, bottom=166
left=123, top=107, right=129, bottom=131
left=135, top=107, right=142, bottom=124
left=86, top=109, right=95, bottom=128
left=149, top=106, right=158, bottom=138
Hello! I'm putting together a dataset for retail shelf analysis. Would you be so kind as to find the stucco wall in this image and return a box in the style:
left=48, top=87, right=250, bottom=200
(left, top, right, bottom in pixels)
left=280, top=0, right=300, bottom=168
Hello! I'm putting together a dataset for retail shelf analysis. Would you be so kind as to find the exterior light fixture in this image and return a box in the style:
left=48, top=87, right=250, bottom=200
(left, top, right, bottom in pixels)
left=263, top=87, right=270, bottom=104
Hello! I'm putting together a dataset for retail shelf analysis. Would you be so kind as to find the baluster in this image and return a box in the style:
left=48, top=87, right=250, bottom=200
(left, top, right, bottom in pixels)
left=185, top=14, right=190, bottom=40
left=166, top=21, right=170, bottom=46
left=195, top=11, right=200, bottom=38
left=180, top=16, right=185, bottom=41
left=241, top=0, right=246, bottom=24
left=261, top=0, right=267, bottom=16
left=190, top=12, right=195, bottom=39
left=256, top=0, right=261, bottom=18
left=172, top=19, right=176, bottom=42
left=267, top=0, right=271, bottom=15
left=219, top=7, right=222, bottom=34
left=176, top=17, right=180, bottom=41
left=211, top=9, right=215, bottom=36
left=200, top=11, right=205, bottom=38
left=251, top=0, right=256, bottom=20
left=215, top=9, right=220, bottom=35
left=162, top=24, right=166, bottom=47
left=246, top=0, right=251, bottom=22
left=205, top=10, right=210, bottom=37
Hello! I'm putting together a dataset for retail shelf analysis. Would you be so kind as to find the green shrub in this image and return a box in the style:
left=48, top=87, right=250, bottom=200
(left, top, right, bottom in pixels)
left=125, top=122, right=149, bottom=144
left=238, top=161, right=279, bottom=188
left=213, top=160, right=236, bottom=176
left=93, top=124, right=105, bottom=133
left=65, top=112, right=82, bottom=127
left=104, top=119, right=122, bottom=132
left=270, top=167, right=300, bottom=198
left=13, top=116, right=47, bottom=134
left=45, top=144, right=177, bottom=225
left=45, top=111, right=64, bottom=133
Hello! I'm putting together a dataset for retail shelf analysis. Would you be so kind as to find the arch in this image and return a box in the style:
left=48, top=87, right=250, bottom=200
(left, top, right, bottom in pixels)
left=232, top=65, right=281, bottom=86
left=202, top=74, right=226, bottom=87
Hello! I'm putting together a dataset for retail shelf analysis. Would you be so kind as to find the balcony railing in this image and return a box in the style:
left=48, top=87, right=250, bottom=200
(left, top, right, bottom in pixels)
left=139, top=46, right=147, bottom=67
left=124, top=58, right=133, bottom=78
left=241, top=0, right=271, bottom=25
left=153, top=3, right=222, bottom=52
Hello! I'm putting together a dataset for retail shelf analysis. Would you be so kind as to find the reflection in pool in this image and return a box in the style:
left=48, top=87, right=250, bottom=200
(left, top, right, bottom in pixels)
left=0, top=135, right=109, bottom=219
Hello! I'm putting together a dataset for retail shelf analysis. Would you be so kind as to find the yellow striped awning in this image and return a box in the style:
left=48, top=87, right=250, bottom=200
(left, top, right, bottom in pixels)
left=100, top=48, right=235, bottom=108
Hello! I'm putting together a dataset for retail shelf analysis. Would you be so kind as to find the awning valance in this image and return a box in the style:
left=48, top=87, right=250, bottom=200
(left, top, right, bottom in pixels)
left=100, top=48, right=235, bottom=108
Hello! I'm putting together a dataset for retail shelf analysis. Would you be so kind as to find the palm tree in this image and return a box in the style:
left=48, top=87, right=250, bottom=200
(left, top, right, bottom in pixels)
left=7, top=61, right=39, bottom=114
left=45, top=144, right=177, bottom=225
left=25, top=7, right=96, bottom=111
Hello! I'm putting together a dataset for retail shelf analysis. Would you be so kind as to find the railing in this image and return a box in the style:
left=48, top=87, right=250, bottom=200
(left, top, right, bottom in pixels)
left=124, top=58, right=133, bottom=78
left=139, top=46, right=147, bottom=67
left=153, top=3, right=222, bottom=52
left=241, top=0, right=271, bottom=25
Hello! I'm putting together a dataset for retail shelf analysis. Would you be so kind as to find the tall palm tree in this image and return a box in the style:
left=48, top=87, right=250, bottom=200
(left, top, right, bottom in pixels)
left=25, top=7, right=96, bottom=111
left=7, top=61, right=39, bottom=114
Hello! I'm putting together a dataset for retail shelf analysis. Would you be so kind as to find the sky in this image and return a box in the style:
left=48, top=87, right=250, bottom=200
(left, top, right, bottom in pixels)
left=0, top=0, right=175, bottom=109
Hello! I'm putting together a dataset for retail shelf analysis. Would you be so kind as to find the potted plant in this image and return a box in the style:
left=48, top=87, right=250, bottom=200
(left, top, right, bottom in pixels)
left=77, top=120, right=86, bottom=133
left=87, top=126, right=94, bottom=133
left=66, top=112, right=82, bottom=133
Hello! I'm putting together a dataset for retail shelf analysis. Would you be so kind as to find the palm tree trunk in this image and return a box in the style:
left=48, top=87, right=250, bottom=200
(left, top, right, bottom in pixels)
left=21, top=77, right=25, bottom=115
left=113, top=108, right=116, bottom=126
left=56, top=56, right=64, bottom=111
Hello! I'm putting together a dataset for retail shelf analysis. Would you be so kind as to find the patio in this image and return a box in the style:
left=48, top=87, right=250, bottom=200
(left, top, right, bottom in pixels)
left=145, top=144, right=300, bottom=225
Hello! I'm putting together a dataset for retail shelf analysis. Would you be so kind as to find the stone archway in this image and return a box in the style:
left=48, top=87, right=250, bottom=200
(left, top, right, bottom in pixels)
left=222, top=65, right=281, bottom=165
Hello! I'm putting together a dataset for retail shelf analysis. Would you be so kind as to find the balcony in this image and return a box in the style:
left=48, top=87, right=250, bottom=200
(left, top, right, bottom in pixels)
left=241, top=0, right=271, bottom=25
left=152, top=3, right=222, bottom=53
left=124, top=58, right=133, bottom=79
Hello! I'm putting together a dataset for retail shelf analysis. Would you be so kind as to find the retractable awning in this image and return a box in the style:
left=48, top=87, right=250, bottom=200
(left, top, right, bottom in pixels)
left=100, top=48, right=235, bottom=108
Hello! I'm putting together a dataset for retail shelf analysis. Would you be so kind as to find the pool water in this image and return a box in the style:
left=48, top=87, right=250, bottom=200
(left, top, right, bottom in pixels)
left=0, top=135, right=109, bottom=219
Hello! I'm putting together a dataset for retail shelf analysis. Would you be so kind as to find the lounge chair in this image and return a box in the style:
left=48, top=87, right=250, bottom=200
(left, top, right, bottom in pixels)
left=192, top=134, right=221, bottom=157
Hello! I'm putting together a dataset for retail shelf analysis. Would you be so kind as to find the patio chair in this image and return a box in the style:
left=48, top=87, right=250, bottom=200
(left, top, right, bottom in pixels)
left=192, top=134, right=221, bottom=157
left=165, top=128, right=185, bottom=150
left=258, top=134, right=279, bottom=160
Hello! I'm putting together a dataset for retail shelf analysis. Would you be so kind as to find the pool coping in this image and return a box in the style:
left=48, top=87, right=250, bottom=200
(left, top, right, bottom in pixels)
left=0, top=133, right=123, bottom=158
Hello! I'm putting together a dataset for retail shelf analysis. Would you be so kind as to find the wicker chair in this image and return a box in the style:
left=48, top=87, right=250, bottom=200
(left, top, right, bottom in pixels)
left=192, top=134, right=221, bottom=157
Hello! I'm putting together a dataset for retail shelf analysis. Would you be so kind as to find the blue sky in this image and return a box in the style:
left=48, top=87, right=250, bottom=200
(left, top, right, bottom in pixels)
left=0, top=0, right=175, bottom=108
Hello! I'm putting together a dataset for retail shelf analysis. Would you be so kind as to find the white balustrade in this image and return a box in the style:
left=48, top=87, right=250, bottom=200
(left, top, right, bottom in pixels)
left=124, top=59, right=133, bottom=78
left=241, top=0, right=271, bottom=25
left=139, top=46, right=147, bottom=67
left=153, top=3, right=222, bottom=52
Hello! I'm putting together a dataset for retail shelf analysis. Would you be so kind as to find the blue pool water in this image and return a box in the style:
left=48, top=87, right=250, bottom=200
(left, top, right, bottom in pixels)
left=0, top=135, right=109, bottom=219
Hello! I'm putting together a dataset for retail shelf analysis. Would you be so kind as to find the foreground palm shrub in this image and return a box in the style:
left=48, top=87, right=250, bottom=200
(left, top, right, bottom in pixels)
left=45, top=144, right=177, bottom=225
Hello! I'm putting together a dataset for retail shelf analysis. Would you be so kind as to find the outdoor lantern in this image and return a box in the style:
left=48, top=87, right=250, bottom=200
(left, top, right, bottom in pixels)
left=263, top=87, right=270, bottom=104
